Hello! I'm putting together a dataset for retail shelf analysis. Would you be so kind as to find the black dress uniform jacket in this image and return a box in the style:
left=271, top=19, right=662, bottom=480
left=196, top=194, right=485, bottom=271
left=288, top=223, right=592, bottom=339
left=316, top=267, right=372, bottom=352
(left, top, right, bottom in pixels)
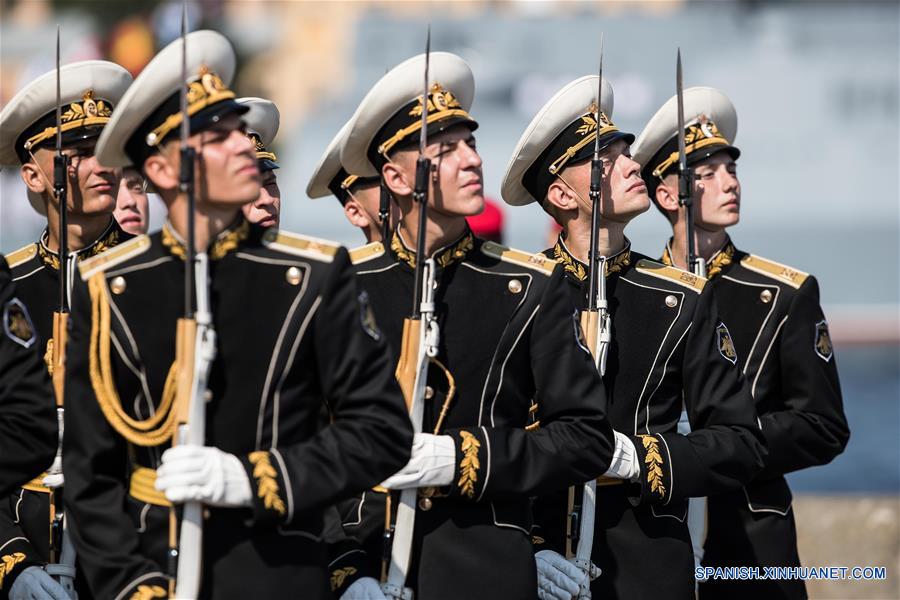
left=0, top=255, right=56, bottom=500
left=343, top=229, right=615, bottom=600
left=532, top=238, right=767, bottom=600
left=62, top=217, right=412, bottom=600
left=0, top=220, right=126, bottom=598
left=663, top=240, right=849, bottom=600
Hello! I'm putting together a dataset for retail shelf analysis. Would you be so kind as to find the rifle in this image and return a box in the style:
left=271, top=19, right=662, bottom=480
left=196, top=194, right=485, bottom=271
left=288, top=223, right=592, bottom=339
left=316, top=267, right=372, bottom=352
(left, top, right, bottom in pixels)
left=382, top=28, right=438, bottom=600
left=675, top=50, right=707, bottom=577
left=45, top=27, right=79, bottom=598
left=169, top=6, right=218, bottom=598
left=676, top=49, right=706, bottom=278
left=567, top=40, right=608, bottom=597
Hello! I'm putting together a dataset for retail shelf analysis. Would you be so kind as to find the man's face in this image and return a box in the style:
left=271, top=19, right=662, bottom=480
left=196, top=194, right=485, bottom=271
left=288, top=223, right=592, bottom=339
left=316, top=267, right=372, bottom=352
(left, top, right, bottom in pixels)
left=154, top=112, right=261, bottom=206
left=561, top=139, right=650, bottom=223
left=242, top=168, right=280, bottom=228
left=392, top=124, right=484, bottom=218
left=114, top=167, right=150, bottom=234
left=28, top=138, right=120, bottom=215
left=692, top=152, right=740, bottom=230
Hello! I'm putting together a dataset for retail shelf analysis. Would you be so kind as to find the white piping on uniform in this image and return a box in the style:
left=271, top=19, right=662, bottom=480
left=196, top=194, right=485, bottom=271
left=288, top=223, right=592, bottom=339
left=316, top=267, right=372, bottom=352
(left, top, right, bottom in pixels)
left=270, top=295, right=320, bottom=449
left=12, top=265, right=43, bottom=281
left=618, top=277, right=684, bottom=434
left=721, top=275, right=781, bottom=375
left=254, top=266, right=310, bottom=449
left=751, top=315, right=789, bottom=399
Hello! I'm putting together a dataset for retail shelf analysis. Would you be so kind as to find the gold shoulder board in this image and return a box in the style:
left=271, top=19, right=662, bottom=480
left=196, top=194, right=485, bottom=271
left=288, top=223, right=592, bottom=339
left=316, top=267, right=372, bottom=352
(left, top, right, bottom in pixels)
left=79, top=235, right=151, bottom=281
left=262, top=230, right=340, bottom=263
left=635, top=259, right=707, bottom=293
left=5, top=244, right=38, bottom=269
left=480, top=241, right=556, bottom=276
left=349, top=241, right=385, bottom=265
left=740, top=254, right=808, bottom=289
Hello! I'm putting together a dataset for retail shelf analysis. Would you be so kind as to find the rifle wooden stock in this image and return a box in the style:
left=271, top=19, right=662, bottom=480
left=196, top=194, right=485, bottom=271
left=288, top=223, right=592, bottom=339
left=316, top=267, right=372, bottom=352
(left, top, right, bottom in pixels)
left=51, top=311, right=68, bottom=406
left=174, top=318, right=197, bottom=427
left=394, top=318, right=421, bottom=411
left=579, top=310, right=600, bottom=361
left=169, top=317, right=196, bottom=596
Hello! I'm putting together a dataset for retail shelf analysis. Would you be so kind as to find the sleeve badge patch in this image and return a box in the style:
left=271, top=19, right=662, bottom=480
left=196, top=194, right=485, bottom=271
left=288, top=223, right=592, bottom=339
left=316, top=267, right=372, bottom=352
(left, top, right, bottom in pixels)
left=814, top=320, right=833, bottom=362
left=3, top=298, right=36, bottom=349
left=715, top=321, right=738, bottom=365
left=358, top=290, right=382, bottom=342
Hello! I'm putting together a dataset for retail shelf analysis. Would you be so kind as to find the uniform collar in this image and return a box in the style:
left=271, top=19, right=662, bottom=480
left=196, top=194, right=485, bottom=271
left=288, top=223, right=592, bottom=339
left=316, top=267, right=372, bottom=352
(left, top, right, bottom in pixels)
left=550, top=235, right=631, bottom=283
left=660, top=236, right=735, bottom=279
left=37, top=218, right=121, bottom=271
left=162, top=215, right=250, bottom=261
left=389, top=226, right=475, bottom=270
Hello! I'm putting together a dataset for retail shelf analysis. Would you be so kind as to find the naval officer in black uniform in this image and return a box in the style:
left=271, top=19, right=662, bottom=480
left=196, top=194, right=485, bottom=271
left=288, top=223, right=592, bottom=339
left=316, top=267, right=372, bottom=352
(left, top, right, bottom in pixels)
left=62, top=30, right=412, bottom=600
left=337, top=51, right=615, bottom=600
left=308, top=120, right=392, bottom=244
left=0, top=255, right=57, bottom=501
left=237, top=97, right=282, bottom=229
left=633, top=86, right=849, bottom=600
left=0, top=59, right=133, bottom=600
left=501, top=75, right=767, bottom=600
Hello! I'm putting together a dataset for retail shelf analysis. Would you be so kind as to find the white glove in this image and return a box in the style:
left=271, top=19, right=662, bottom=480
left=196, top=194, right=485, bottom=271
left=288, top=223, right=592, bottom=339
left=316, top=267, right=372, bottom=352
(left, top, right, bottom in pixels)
left=156, top=446, right=252, bottom=507
left=380, top=433, right=455, bottom=490
left=341, top=576, right=387, bottom=599
left=42, top=454, right=64, bottom=489
left=602, top=430, right=639, bottom=481
left=536, top=550, right=589, bottom=600
left=9, top=566, right=69, bottom=600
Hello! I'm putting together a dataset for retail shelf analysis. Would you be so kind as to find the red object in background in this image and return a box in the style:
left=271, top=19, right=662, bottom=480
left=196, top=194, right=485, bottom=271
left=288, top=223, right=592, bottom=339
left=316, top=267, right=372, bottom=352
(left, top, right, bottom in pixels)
left=467, top=197, right=505, bottom=243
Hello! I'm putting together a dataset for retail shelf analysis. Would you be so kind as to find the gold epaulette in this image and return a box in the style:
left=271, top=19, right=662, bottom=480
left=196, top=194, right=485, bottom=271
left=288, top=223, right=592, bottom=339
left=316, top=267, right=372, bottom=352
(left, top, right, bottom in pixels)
left=480, top=241, right=556, bottom=276
left=4, top=244, right=37, bottom=269
left=262, top=230, right=341, bottom=263
left=79, top=235, right=151, bottom=280
left=741, top=254, right=808, bottom=289
left=635, top=259, right=707, bottom=293
left=349, top=241, right=385, bottom=265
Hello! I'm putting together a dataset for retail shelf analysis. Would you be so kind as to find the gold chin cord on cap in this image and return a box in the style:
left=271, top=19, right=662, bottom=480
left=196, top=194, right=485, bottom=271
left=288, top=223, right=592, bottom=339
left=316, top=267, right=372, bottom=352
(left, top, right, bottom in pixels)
left=556, top=171, right=597, bottom=216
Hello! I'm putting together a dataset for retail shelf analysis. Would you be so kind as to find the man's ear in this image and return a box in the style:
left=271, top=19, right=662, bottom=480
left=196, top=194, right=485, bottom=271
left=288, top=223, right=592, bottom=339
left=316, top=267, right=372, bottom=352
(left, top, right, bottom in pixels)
left=546, top=179, right=578, bottom=213
left=655, top=176, right=680, bottom=213
left=20, top=162, right=49, bottom=195
left=143, top=153, right=178, bottom=193
left=343, top=198, right=372, bottom=229
left=381, top=160, right=412, bottom=198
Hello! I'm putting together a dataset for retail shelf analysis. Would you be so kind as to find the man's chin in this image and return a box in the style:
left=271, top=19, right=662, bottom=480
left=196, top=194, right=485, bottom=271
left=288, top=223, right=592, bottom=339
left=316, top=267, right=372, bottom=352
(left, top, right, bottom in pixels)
left=76, top=196, right=117, bottom=216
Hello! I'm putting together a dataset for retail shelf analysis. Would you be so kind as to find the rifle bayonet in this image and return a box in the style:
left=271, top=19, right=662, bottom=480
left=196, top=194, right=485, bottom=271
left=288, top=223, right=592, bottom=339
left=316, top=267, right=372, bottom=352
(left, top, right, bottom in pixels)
left=676, top=49, right=704, bottom=277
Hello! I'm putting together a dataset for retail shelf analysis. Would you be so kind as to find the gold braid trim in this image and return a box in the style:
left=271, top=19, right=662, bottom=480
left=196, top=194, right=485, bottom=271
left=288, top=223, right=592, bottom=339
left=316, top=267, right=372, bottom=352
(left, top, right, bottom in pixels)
left=457, top=431, right=481, bottom=499
left=128, top=584, right=167, bottom=600
left=330, top=566, right=357, bottom=592
left=639, top=435, right=666, bottom=498
left=706, top=242, right=735, bottom=279
left=161, top=220, right=249, bottom=261
left=552, top=241, right=587, bottom=281
left=88, top=273, right=178, bottom=446
left=661, top=240, right=734, bottom=279
left=248, top=451, right=286, bottom=516
left=0, top=552, right=25, bottom=588
left=551, top=239, right=630, bottom=281
left=390, top=230, right=474, bottom=270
